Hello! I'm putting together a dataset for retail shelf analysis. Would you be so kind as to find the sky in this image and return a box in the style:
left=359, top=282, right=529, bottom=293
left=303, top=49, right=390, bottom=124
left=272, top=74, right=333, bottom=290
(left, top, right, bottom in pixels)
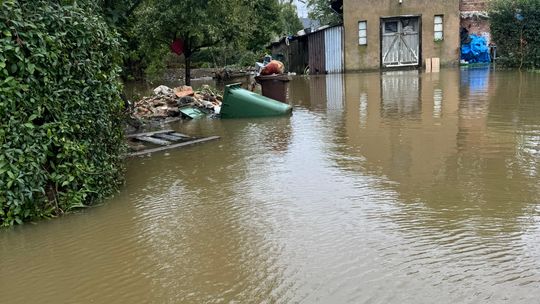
left=293, top=0, right=309, bottom=18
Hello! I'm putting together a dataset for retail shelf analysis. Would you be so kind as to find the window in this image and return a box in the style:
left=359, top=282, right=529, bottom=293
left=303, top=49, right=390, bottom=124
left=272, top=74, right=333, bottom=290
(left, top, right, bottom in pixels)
left=384, top=21, right=398, bottom=34
left=434, top=15, right=444, bottom=41
left=358, top=21, right=367, bottom=45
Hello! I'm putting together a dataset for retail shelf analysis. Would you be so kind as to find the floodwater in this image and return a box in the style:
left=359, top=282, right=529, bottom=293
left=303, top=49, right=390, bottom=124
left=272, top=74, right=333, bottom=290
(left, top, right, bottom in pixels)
left=2, top=68, right=540, bottom=303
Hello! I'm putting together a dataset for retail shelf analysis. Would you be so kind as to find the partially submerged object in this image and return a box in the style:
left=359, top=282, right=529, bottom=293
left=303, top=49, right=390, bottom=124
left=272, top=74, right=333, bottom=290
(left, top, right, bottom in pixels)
left=220, top=83, right=292, bottom=118
left=255, top=74, right=291, bottom=103
left=126, top=129, right=219, bottom=157
left=179, top=106, right=206, bottom=119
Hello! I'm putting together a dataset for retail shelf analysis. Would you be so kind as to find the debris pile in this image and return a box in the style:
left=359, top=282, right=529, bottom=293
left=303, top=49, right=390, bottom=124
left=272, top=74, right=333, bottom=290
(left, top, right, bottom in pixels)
left=132, top=85, right=222, bottom=120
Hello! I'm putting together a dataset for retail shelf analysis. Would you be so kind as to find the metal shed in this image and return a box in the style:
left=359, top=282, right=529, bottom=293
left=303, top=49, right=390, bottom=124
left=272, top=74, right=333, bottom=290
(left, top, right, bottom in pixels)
left=269, top=36, right=309, bottom=74
left=324, top=26, right=345, bottom=73
left=269, top=24, right=344, bottom=75
left=307, top=25, right=344, bottom=74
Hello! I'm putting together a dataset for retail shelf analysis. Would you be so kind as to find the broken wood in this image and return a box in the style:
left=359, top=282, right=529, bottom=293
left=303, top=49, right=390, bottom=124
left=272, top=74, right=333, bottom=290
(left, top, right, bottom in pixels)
left=128, top=136, right=220, bottom=157
left=169, top=132, right=190, bottom=138
left=136, top=136, right=171, bottom=146
left=126, top=129, right=174, bottom=139
left=153, top=133, right=186, bottom=142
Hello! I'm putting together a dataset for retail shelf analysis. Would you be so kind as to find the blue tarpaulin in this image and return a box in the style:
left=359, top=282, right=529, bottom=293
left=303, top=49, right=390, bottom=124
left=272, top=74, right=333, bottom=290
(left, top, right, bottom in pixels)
left=461, top=34, right=491, bottom=63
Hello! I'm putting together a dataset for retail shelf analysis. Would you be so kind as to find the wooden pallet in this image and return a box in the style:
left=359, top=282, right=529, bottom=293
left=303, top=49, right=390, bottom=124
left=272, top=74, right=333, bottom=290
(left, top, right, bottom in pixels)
left=127, top=129, right=219, bottom=157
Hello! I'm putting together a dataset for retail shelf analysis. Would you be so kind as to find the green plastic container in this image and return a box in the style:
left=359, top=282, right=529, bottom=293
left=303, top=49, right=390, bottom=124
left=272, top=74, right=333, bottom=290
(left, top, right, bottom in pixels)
left=179, top=106, right=206, bottom=119
left=221, top=83, right=292, bottom=118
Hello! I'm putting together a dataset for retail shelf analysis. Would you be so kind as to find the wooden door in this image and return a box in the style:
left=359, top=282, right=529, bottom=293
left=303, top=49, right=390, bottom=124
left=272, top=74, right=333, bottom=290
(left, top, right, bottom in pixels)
left=381, top=17, right=420, bottom=68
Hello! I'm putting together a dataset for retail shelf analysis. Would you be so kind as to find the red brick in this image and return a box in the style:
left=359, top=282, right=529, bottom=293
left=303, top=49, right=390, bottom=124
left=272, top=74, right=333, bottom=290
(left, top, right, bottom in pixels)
left=460, top=0, right=489, bottom=11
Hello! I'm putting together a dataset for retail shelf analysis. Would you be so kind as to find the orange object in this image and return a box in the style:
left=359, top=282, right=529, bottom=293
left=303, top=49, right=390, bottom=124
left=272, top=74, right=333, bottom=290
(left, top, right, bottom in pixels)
left=174, top=86, right=194, bottom=98
left=260, top=60, right=285, bottom=75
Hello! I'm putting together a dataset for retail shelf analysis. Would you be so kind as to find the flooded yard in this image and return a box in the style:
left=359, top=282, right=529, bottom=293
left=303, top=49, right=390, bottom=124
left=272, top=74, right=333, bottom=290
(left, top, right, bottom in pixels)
left=2, top=68, right=540, bottom=303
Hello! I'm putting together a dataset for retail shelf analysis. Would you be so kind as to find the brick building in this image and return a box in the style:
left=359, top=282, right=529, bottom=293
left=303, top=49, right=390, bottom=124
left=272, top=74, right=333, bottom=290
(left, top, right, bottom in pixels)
left=340, top=0, right=491, bottom=71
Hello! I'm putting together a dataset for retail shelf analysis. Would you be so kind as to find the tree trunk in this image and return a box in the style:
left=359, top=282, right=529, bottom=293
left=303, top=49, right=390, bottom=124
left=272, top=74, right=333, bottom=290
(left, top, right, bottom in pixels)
left=184, top=38, right=192, bottom=86
left=185, top=54, right=191, bottom=86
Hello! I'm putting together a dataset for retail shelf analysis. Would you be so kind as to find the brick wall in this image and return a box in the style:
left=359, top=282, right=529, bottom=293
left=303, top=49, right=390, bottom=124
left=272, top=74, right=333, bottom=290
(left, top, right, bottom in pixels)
left=459, top=0, right=491, bottom=43
left=460, top=0, right=488, bottom=11
left=461, top=18, right=491, bottom=43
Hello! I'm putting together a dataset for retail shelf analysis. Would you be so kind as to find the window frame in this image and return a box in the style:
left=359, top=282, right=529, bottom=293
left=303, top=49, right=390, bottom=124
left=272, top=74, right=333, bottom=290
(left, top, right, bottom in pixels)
left=434, top=15, right=444, bottom=41
left=358, top=20, right=368, bottom=45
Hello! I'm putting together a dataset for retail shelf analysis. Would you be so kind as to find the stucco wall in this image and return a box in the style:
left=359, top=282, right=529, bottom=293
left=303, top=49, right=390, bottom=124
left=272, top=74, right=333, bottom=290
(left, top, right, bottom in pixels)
left=343, top=0, right=461, bottom=71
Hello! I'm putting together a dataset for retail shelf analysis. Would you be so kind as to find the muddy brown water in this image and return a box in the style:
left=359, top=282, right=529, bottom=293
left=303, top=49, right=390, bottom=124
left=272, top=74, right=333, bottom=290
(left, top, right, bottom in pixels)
left=2, top=68, right=540, bottom=303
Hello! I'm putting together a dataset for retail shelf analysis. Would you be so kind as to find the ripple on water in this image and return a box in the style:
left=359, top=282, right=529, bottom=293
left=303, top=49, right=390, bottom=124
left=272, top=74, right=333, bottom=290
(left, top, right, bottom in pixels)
left=3, top=70, right=540, bottom=303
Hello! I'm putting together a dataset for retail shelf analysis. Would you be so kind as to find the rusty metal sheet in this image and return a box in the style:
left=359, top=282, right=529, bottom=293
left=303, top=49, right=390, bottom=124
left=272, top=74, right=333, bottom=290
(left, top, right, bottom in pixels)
left=308, top=30, right=326, bottom=74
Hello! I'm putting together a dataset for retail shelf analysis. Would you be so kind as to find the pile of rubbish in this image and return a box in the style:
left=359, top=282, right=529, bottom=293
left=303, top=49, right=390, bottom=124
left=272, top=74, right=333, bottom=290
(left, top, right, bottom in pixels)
left=132, top=85, right=222, bottom=120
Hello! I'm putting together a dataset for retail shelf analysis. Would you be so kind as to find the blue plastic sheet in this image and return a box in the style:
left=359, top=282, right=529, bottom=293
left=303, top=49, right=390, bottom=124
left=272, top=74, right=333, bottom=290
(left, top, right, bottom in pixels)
left=461, top=34, right=491, bottom=63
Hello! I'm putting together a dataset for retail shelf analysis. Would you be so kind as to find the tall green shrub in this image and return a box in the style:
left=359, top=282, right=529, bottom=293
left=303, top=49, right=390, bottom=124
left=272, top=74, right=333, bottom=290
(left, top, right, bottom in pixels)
left=0, top=0, right=125, bottom=226
left=490, top=0, right=540, bottom=69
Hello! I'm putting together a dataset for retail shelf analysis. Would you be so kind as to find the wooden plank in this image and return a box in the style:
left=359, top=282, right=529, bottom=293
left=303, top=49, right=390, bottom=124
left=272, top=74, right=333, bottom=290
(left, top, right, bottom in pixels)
left=128, top=136, right=220, bottom=157
left=136, top=136, right=171, bottom=146
left=425, top=58, right=432, bottom=73
left=126, top=129, right=174, bottom=139
left=153, top=133, right=187, bottom=142
left=432, top=57, right=440, bottom=73
left=169, top=132, right=190, bottom=138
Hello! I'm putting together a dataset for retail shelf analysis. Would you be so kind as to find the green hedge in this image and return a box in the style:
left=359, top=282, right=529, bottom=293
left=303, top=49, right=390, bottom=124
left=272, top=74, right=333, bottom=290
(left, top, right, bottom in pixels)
left=0, top=0, right=125, bottom=226
left=490, top=0, right=540, bottom=69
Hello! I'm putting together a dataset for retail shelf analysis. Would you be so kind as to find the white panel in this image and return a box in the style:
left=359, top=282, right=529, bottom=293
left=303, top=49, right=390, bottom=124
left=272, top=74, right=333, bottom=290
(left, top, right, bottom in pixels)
left=434, top=24, right=443, bottom=32
left=434, top=15, right=443, bottom=24
left=359, top=37, right=367, bottom=45
left=434, top=31, right=443, bottom=40
left=324, top=26, right=344, bottom=73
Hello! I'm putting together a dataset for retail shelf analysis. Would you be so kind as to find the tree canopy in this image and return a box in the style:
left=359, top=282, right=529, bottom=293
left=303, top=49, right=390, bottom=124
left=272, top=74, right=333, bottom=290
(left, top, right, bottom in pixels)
left=307, top=0, right=342, bottom=26
left=133, top=0, right=303, bottom=83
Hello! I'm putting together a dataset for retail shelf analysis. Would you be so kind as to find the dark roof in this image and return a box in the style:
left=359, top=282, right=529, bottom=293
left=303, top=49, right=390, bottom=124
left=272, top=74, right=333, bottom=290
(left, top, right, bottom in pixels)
left=267, top=23, right=343, bottom=49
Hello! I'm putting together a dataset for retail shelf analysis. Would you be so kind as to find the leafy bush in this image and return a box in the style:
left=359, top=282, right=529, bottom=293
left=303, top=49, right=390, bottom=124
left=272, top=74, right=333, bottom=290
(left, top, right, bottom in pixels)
left=490, top=0, right=540, bottom=69
left=0, top=0, right=125, bottom=226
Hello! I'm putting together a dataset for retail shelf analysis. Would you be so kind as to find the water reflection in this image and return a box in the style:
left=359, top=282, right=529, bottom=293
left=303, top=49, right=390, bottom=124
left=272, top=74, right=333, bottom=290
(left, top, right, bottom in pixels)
left=2, top=70, right=540, bottom=303
left=292, top=74, right=345, bottom=112
left=381, top=70, right=421, bottom=119
left=326, top=69, right=540, bottom=300
left=109, top=118, right=297, bottom=302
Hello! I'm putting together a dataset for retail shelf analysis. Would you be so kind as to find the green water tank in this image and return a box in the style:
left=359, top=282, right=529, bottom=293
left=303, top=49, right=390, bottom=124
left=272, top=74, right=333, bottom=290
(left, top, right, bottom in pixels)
left=220, top=83, right=292, bottom=118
